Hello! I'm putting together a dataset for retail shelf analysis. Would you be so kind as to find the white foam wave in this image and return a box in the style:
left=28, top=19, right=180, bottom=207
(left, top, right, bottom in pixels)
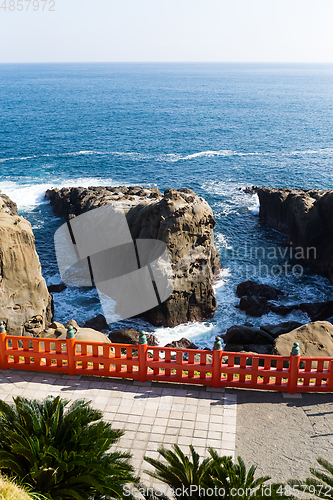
left=248, top=193, right=260, bottom=215
left=215, top=233, right=233, bottom=252
left=0, top=155, right=38, bottom=163
left=201, top=180, right=260, bottom=217
left=152, top=321, right=218, bottom=350
left=0, top=181, right=52, bottom=207
left=1, top=147, right=333, bottom=165
left=0, top=177, right=115, bottom=209
left=181, top=150, right=235, bottom=160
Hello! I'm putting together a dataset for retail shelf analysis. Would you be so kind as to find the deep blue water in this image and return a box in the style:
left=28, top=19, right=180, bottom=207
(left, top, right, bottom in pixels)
left=1, top=63, right=333, bottom=347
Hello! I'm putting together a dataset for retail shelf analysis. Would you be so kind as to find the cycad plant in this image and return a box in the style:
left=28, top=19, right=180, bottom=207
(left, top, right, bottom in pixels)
left=144, top=445, right=292, bottom=500
left=289, top=457, right=333, bottom=499
left=206, top=449, right=269, bottom=499
left=144, top=444, right=212, bottom=500
left=0, top=396, right=137, bottom=500
left=207, top=449, right=289, bottom=500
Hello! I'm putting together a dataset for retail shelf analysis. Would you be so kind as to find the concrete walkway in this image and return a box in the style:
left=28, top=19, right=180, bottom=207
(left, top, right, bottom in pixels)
left=235, top=389, right=333, bottom=484
left=0, top=369, right=237, bottom=486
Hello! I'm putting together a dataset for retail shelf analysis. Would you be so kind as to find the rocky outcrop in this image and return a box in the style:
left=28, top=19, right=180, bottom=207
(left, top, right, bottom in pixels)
left=272, top=321, right=333, bottom=357
left=224, top=324, right=274, bottom=345
left=83, top=314, right=109, bottom=332
left=164, top=338, right=198, bottom=350
left=236, top=280, right=285, bottom=317
left=236, top=280, right=333, bottom=321
left=236, top=281, right=284, bottom=300
left=255, top=187, right=333, bottom=282
left=109, top=329, right=159, bottom=346
left=224, top=320, right=333, bottom=360
left=222, top=320, right=305, bottom=355
left=0, top=194, right=18, bottom=216
left=56, top=328, right=111, bottom=343
left=0, top=195, right=52, bottom=336
left=260, top=321, right=303, bottom=337
left=45, top=186, right=221, bottom=327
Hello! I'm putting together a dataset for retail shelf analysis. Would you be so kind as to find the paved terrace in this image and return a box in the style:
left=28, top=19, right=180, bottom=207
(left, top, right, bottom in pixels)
left=0, top=369, right=236, bottom=486
left=1, top=369, right=332, bottom=487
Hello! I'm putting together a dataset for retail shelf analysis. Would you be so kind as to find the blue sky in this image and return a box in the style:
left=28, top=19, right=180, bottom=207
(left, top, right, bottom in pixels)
left=1, top=0, right=333, bottom=63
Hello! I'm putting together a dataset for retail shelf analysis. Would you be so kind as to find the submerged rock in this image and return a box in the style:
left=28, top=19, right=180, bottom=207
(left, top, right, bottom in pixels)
left=46, top=185, right=221, bottom=327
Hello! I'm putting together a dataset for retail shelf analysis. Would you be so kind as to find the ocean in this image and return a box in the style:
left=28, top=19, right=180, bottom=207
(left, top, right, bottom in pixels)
left=1, top=62, right=333, bottom=348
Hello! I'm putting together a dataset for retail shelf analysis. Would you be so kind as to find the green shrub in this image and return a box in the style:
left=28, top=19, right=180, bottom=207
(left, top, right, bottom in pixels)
left=289, top=457, right=333, bottom=499
left=143, top=445, right=292, bottom=500
left=0, top=396, right=137, bottom=500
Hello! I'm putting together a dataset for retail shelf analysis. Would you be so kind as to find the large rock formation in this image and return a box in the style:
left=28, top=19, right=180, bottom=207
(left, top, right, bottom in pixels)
left=0, top=194, right=52, bottom=335
left=272, top=321, right=333, bottom=358
left=255, top=187, right=333, bottom=282
left=45, top=186, right=221, bottom=327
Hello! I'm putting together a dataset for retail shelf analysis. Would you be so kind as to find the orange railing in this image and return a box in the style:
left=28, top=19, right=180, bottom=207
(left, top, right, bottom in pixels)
left=0, top=329, right=332, bottom=394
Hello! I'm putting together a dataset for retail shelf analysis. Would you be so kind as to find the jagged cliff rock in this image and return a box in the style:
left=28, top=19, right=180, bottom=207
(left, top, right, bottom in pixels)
left=0, top=194, right=52, bottom=335
left=255, top=186, right=333, bottom=282
left=45, top=186, right=221, bottom=327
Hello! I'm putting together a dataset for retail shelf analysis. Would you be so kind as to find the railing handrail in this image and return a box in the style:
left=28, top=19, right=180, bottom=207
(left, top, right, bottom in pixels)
left=0, top=326, right=332, bottom=394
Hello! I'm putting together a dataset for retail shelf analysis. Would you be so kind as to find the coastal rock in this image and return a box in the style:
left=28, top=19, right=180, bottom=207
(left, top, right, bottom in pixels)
left=238, top=295, right=270, bottom=317
left=48, top=321, right=65, bottom=330
left=0, top=193, right=18, bottom=216
left=255, top=186, right=333, bottom=282
left=270, top=301, right=333, bottom=321
left=24, top=315, right=44, bottom=336
left=164, top=338, right=198, bottom=350
left=224, top=344, right=273, bottom=356
left=260, top=321, right=303, bottom=338
left=48, top=283, right=67, bottom=293
left=272, top=321, right=333, bottom=357
left=224, top=324, right=274, bottom=345
left=236, top=280, right=285, bottom=317
left=109, top=329, right=159, bottom=346
left=65, top=319, right=80, bottom=333
left=298, top=301, right=333, bottom=322
left=236, top=280, right=284, bottom=300
left=236, top=280, right=333, bottom=322
left=39, top=328, right=58, bottom=339
left=45, top=186, right=221, bottom=327
left=0, top=199, right=52, bottom=336
left=56, top=328, right=112, bottom=354
left=83, top=314, right=109, bottom=332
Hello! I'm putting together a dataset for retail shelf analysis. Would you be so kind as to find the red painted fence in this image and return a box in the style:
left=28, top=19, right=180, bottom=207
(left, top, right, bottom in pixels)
left=0, top=330, right=332, bottom=394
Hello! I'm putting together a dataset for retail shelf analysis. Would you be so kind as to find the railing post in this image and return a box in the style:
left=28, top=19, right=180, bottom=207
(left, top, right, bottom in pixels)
left=138, top=331, right=148, bottom=383
left=66, top=325, right=76, bottom=376
left=212, top=336, right=222, bottom=388
left=0, top=322, right=8, bottom=371
left=288, top=342, right=300, bottom=394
